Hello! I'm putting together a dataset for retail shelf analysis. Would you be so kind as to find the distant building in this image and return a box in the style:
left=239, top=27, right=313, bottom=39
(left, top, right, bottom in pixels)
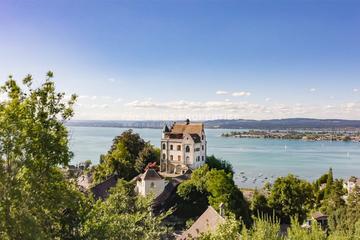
left=302, top=212, right=328, bottom=230
left=177, top=204, right=225, bottom=240
left=160, top=119, right=207, bottom=174
left=344, top=176, right=360, bottom=193
left=135, top=168, right=165, bottom=198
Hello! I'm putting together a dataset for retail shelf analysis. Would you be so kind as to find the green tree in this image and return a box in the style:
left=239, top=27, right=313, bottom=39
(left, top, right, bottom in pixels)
left=268, top=174, right=314, bottom=223
left=177, top=164, right=251, bottom=226
left=206, top=155, right=234, bottom=176
left=251, top=190, right=272, bottom=217
left=93, top=130, right=148, bottom=182
left=134, top=143, right=160, bottom=173
left=0, top=73, right=87, bottom=239
left=82, top=180, right=171, bottom=240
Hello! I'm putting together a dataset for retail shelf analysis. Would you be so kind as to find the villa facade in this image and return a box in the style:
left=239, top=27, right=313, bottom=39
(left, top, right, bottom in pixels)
left=160, top=119, right=207, bottom=174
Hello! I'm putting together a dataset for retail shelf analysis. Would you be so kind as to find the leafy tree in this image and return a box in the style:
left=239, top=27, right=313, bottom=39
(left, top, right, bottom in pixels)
left=134, top=143, right=160, bottom=173
left=82, top=180, right=171, bottom=240
left=268, top=174, right=314, bottom=223
left=93, top=130, right=159, bottom=182
left=0, top=73, right=87, bottom=239
left=177, top=164, right=251, bottom=226
left=251, top=190, right=272, bottom=217
left=206, top=155, right=234, bottom=176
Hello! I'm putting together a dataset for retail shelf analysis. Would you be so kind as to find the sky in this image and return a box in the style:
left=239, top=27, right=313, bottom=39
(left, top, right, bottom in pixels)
left=0, top=0, right=359, bottom=120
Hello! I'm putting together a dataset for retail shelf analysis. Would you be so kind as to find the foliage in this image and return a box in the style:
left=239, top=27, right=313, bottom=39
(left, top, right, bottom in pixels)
left=268, top=174, right=314, bottom=223
left=177, top=165, right=251, bottom=226
left=93, top=130, right=160, bottom=182
left=205, top=155, right=234, bottom=176
left=251, top=190, right=272, bottom=217
left=82, top=180, right=171, bottom=240
left=0, top=73, right=88, bottom=239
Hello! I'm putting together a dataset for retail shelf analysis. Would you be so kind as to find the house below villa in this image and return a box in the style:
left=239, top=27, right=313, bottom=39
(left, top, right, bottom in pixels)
left=177, top=204, right=225, bottom=240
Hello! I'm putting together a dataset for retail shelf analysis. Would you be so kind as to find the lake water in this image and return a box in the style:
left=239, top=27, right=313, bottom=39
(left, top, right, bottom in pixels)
left=68, top=126, right=360, bottom=188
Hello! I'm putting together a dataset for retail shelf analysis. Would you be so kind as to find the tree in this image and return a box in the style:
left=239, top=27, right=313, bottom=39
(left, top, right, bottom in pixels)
left=206, top=155, right=234, bottom=176
left=268, top=174, right=314, bottom=223
left=177, top=164, right=251, bottom=227
left=251, top=190, right=272, bottom=218
left=82, top=180, right=171, bottom=240
left=0, top=72, right=87, bottom=239
left=93, top=130, right=150, bottom=182
left=134, top=143, right=160, bottom=173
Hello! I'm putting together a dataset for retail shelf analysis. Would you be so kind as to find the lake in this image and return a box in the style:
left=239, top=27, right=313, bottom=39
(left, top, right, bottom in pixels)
left=68, top=126, right=360, bottom=188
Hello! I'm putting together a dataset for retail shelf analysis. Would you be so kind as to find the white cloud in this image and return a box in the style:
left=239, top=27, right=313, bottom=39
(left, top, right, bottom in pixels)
left=108, top=78, right=116, bottom=83
left=265, top=97, right=271, bottom=102
left=78, top=95, right=89, bottom=99
left=354, top=88, right=359, bottom=92
left=309, top=88, right=316, bottom=92
left=91, top=96, right=97, bottom=100
left=232, top=91, right=251, bottom=97
left=216, top=90, right=228, bottom=95
left=114, top=98, right=123, bottom=103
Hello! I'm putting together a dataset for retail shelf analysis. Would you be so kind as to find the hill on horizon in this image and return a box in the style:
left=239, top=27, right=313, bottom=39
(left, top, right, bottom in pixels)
left=67, top=118, right=360, bottom=130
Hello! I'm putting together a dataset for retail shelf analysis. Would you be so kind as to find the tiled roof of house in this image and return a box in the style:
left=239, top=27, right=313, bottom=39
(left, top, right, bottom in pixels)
left=141, top=169, right=163, bottom=181
left=90, top=175, right=118, bottom=200
left=177, top=206, right=225, bottom=240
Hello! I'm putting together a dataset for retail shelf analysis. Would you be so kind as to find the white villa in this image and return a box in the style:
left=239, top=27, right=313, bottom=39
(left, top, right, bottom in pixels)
left=160, top=119, right=207, bottom=174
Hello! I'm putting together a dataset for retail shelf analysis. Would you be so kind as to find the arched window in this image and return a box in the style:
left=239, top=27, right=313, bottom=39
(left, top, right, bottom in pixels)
left=162, top=154, right=166, bottom=160
left=186, top=156, right=190, bottom=163
left=170, top=145, right=173, bottom=150
left=150, top=182, right=155, bottom=188
left=186, top=146, right=190, bottom=152
left=162, top=143, right=166, bottom=150
left=170, top=155, right=173, bottom=161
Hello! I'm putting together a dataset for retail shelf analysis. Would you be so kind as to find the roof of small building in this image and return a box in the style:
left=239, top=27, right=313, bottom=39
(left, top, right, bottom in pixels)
left=312, top=212, right=328, bottom=220
left=141, top=169, right=163, bottom=181
left=177, top=206, right=225, bottom=240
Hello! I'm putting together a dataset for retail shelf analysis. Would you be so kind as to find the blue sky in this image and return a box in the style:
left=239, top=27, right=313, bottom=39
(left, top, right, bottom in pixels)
left=0, top=0, right=359, bottom=120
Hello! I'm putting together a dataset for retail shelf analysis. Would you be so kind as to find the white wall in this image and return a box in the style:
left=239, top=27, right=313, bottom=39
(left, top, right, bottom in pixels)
left=137, top=179, right=165, bottom=198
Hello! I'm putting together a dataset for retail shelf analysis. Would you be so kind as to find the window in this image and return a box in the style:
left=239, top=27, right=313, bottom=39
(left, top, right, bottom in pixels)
left=162, top=143, right=166, bottom=150
left=162, top=154, right=166, bottom=160
left=186, top=156, right=190, bottom=163
left=197, top=156, right=200, bottom=162
left=202, top=145, right=204, bottom=150
left=177, top=145, right=181, bottom=151
left=150, top=182, right=155, bottom=188
left=178, top=155, right=181, bottom=161
left=202, top=135, right=204, bottom=140
left=202, top=156, right=204, bottom=161
left=170, top=145, right=173, bottom=150
left=186, top=146, right=190, bottom=152
left=195, top=148, right=200, bottom=152
left=170, top=155, right=173, bottom=161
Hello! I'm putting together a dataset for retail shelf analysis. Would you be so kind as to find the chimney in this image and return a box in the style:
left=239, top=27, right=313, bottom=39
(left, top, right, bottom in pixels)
left=219, top=203, right=225, bottom=218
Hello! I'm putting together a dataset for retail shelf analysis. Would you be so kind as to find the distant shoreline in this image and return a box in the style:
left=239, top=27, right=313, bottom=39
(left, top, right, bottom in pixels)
left=66, top=118, right=360, bottom=131
left=221, top=130, right=360, bottom=142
